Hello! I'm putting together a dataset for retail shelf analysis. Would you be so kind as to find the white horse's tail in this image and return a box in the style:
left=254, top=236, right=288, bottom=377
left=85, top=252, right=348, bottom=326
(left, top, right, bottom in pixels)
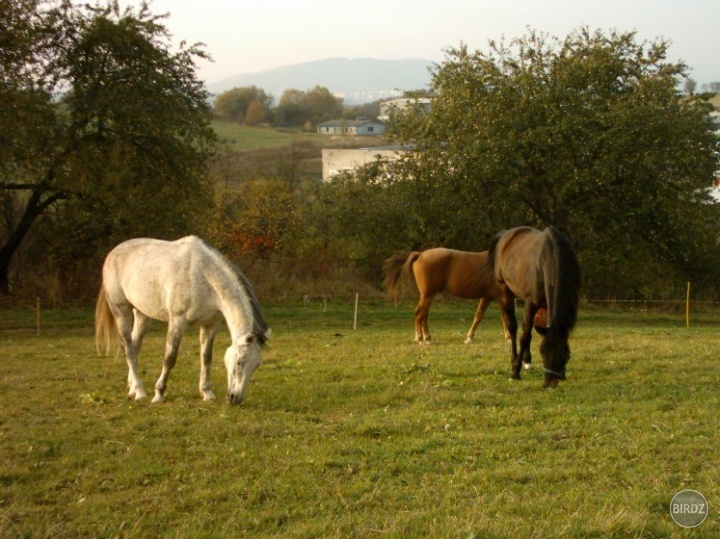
left=95, top=284, right=118, bottom=355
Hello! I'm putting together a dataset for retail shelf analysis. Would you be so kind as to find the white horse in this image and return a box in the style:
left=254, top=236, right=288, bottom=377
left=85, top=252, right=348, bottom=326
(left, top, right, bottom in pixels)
left=95, top=236, right=270, bottom=404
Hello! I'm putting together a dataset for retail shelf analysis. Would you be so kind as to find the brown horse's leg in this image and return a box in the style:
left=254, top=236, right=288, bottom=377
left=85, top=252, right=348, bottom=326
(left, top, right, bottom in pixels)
left=415, top=295, right=433, bottom=344
left=465, top=298, right=490, bottom=344
left=501, top=291, right=521, bottom=379
left=518, top=303, right=536, bottom=369
left=414, top=300, right=424, bottom=343
left=499, top=307, right=512, bottom=340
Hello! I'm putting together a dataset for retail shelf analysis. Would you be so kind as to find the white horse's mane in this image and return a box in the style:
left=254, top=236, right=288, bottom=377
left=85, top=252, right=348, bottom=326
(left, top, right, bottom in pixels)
left=195, top=237, right=269, bottom=345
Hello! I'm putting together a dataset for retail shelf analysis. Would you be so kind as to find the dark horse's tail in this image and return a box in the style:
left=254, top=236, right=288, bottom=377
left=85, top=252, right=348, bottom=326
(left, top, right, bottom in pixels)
left=383, top=252, right=421, bottom=293
left=544, top=226, right=581, bottom=339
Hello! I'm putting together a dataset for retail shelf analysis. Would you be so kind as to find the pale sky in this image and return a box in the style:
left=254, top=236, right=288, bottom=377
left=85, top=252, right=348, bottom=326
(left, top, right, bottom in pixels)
left=147, top=0, right=719, bottom=85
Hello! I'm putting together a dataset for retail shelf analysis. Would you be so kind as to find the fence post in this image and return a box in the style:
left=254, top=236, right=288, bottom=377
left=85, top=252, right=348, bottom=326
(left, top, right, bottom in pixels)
left=686, top=282, right=691, bottom=328
left=36, top=297, right=41, bottom=337
left=353, top=293, right=359, bottom=330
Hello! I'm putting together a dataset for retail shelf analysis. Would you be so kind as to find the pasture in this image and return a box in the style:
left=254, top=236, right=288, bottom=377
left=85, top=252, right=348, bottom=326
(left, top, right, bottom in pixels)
left=211, top=121, right=384, bottom=152
left=1, top=299, right=718, bottom=538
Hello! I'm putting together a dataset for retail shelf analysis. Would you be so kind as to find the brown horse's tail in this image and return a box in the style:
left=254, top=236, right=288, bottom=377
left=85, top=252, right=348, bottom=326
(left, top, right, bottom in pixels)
left=95, top=284, right=118, bottom=355
left=383, top=251, right=421, bottom=294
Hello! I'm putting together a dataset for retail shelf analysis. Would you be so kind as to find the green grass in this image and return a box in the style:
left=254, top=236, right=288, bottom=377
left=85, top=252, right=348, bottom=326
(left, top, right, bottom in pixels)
left=1, top=300, right=718, bottom=538
left=211, top=121, right=322, bottom=151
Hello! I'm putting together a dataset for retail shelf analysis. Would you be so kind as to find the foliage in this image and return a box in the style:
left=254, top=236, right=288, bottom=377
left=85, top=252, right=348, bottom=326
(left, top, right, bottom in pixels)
left=311, top=160, right=494, bottom=282
left=386, top=28, right=720, bottom=298
left=0, top=0, right=217, bottom=295
left=213, top=85, right=273, bottom=123
left=343, top=99, right=382, bottom=120
left=208, top=179, right=303, bottom=262
left=1, top=303, right=720, bottom=537
left=273, top=85, right=344, bottom=127
left=244, top=99, right=266, bottom=125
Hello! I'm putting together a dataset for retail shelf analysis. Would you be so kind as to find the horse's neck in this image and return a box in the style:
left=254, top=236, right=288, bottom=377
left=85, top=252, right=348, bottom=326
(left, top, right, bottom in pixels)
left=208, top=269, right=254, bottom=339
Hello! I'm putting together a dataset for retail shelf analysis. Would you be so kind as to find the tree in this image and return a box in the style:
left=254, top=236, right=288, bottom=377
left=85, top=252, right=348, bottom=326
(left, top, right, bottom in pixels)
left=304, top=85, right=343, bottom=124
left=0, top=0, right=217, bottom=295
left=274, top=88, right=306, bottom=126
left=273, top=86, right=343, bottom=127
left=214, top=86, right=273, bottom=123
left=388, top=28, right=720, bottom=296
left=245, top=99, right=266, bottom=125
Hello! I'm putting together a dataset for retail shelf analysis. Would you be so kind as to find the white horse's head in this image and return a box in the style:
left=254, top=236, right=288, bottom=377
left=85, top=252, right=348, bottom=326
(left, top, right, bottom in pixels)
left=224, top=330, right=270, bottom=404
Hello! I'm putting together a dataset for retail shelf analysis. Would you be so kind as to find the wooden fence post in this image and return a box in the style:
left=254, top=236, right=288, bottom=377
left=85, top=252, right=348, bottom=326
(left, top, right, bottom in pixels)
left=353, top=293, right=359, bottom=330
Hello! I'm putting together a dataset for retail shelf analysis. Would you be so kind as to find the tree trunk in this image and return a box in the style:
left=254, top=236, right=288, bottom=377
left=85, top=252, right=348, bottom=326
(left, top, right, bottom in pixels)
left=0, top=189, right=62, bottom=295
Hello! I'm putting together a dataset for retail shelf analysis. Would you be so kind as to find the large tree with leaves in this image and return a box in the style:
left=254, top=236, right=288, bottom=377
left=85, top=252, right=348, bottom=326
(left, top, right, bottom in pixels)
left=214, top=85, right=273, bottom=123
left=0, top=0, right=217, bottom=295
left=387, top=28, right=720, bottom=296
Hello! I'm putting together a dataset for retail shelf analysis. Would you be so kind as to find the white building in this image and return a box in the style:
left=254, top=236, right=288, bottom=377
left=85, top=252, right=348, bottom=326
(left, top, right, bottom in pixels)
left=379, top=98, right=432, bottom=121
left=321, top=146, right=406, bottom=180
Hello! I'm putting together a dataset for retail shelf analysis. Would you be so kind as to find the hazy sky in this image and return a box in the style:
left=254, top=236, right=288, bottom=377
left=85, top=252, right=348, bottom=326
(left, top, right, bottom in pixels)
left=148, top=0, right=719, bottom=85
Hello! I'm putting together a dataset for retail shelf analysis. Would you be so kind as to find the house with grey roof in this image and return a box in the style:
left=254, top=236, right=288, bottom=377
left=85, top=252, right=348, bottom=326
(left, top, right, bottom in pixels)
left=316, top=119, right=386, bottom=136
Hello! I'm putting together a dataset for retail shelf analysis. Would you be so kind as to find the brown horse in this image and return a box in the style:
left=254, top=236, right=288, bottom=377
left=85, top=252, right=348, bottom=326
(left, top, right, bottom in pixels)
left=484, top=226, right=580, bottom=387
left=384, top=248, right=512, bottom=344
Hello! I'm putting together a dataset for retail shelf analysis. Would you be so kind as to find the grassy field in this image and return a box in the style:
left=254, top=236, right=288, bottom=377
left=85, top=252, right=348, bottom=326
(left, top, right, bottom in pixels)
left=1, top=300, right=718, bottom=538
left=211, top=121, right=386, bottom=152
left=211, top=122, right=321, bottom=151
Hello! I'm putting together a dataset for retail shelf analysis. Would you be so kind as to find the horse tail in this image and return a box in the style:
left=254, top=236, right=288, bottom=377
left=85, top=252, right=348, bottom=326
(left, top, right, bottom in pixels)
left=383, top=251, right=421, bottom=293
left=545, top=227, right=581, bottom=339
left=95, top=284, right=118, bottom=355
left=479, top=230, right=503, bottom=282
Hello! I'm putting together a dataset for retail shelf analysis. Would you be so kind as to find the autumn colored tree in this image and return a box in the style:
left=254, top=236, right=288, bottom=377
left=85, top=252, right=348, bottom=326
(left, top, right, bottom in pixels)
left=214, top=85, right=273, bottom=123
left=245, top=99, right=266, bottom=125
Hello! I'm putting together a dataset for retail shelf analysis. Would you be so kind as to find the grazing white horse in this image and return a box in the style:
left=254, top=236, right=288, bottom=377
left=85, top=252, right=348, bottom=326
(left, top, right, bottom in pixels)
left=95, top=236, right=270, bottom=404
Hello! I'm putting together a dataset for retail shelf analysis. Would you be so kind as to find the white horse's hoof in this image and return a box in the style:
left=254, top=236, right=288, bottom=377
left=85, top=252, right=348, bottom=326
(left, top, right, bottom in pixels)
left=464, top=337, right=473, bottom=344
left=522, top=362, right=532, bottom=370
left=202, top=391, right=216, bottom=401
left=130, top=388, right=147, bottom=400
left=151, top=393, right=164, bottom=403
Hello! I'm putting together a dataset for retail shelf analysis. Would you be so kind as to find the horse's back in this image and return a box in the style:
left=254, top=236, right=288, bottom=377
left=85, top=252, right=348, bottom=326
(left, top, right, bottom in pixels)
left=415, top=248, right=493, bottom=299
left=103, top=236, right=220, bottom=322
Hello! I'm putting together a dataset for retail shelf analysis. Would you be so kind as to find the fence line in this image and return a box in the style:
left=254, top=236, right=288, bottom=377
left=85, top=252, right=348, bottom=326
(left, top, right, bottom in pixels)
left=3, top=294, right=720, bottom=310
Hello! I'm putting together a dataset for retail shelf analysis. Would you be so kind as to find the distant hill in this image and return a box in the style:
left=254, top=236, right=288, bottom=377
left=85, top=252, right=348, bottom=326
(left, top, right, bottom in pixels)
left=207, top=57, right=435, bottom=105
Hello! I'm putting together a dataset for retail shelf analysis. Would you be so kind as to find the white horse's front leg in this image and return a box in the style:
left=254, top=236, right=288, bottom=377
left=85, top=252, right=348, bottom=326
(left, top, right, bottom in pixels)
left=128, top=371, right=147, bottom=400
left=198, top=324, right=219, bottom=401
left=127, top=310, right=150, bottom=400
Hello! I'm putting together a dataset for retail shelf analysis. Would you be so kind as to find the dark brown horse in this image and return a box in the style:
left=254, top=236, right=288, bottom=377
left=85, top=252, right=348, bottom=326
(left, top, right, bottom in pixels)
left=384, top=248, right=512, bottom=344
left=484, top=226, right=580, bottom=387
